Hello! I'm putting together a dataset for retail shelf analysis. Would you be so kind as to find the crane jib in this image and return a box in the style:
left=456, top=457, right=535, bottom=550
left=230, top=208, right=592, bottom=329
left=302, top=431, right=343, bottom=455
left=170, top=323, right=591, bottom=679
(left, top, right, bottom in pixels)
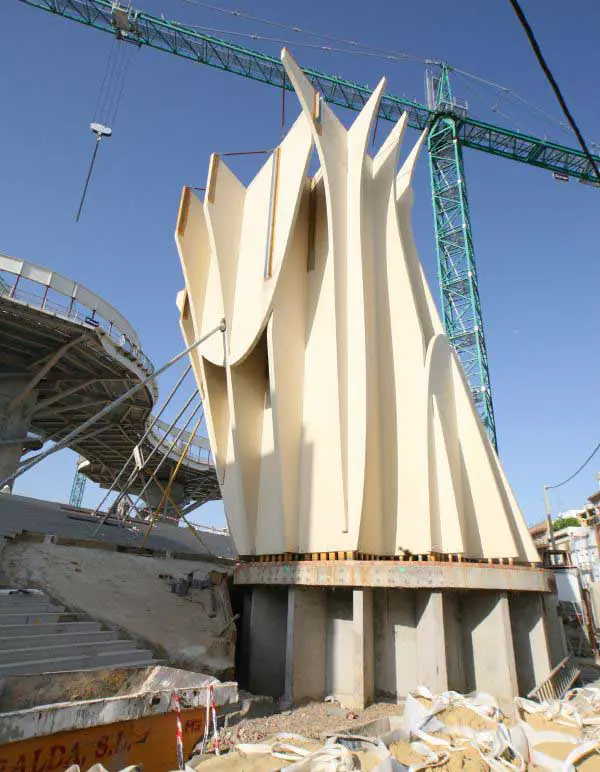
left=14, top=0, right=600, bottom=453
left=17, top=0, right=600, bottom=182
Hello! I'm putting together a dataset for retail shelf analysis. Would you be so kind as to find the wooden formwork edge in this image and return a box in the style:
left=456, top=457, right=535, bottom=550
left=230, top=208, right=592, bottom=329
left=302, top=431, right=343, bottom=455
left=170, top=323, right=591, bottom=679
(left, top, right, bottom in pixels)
left=239, top=551, right=543, bottom=569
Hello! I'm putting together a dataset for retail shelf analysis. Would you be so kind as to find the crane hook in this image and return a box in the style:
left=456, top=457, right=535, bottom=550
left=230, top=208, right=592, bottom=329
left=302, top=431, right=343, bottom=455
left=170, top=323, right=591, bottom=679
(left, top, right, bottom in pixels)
left=75, top=122, right=112, bottom=222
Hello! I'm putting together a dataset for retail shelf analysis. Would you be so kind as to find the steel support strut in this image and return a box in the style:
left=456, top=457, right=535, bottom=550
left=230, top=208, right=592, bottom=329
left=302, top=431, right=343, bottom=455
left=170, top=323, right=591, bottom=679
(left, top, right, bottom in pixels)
left=428, top=84, right=497, bottom=450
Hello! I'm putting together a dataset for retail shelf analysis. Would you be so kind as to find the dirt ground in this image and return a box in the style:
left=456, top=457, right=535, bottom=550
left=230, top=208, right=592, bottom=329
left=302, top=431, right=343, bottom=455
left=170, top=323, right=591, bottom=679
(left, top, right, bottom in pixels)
left=0, top=541, right=235, bottom=677
left=217, top=699, right=404, bottom=749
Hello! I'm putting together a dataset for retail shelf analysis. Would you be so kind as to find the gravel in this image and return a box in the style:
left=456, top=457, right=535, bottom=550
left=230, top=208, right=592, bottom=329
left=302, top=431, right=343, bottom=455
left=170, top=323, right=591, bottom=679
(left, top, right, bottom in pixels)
left=215, top=699, right=404, bottom=752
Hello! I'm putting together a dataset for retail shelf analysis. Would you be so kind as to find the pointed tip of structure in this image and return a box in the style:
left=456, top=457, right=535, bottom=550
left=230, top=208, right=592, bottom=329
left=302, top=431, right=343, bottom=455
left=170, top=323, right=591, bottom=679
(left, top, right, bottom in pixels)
left=396, top=128, right=428, bottom=196
left=373, top=112, right=408, bottom=173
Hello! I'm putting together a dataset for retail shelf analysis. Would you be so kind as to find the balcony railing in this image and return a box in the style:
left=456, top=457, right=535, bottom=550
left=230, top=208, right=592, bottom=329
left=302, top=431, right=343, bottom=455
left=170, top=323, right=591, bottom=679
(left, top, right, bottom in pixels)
left=147, top=418, right=214, bottom=467
left=0, top=260, right=154, bottom=375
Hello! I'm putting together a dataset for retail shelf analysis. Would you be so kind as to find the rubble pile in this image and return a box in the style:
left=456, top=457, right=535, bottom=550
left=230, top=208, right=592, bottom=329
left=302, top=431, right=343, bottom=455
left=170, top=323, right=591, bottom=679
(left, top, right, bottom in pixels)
left=182, top=686, right=600, bottom=772
left=515, top=688, right=600, bottom=771
left=57, top=686, right=600, bottom=772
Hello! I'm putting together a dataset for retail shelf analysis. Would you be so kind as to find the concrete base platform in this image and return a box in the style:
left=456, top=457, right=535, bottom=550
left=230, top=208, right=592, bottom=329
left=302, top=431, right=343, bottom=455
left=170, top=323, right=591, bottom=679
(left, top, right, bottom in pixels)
left=234, top=562, right=565, bottom=708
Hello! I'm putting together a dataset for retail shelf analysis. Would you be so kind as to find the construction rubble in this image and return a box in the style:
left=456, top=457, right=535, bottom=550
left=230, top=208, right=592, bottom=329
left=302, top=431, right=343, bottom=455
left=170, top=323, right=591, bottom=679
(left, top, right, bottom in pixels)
left=197, top=685, right=600, bottom=772
left=45, top=685, right=600, bottom=772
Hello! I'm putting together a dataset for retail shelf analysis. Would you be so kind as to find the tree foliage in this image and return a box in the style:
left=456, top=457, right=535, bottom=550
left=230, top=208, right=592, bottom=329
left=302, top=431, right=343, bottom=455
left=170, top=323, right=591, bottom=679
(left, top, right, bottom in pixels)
left=552, top=516, right=581, bottom=532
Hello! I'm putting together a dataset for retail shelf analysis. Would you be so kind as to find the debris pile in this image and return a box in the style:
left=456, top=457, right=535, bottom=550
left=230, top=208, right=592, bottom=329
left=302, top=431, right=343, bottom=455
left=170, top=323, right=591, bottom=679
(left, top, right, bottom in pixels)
left=188, top=734, right=393, bottom=772
left=515, top=688, right=600, bottom=771
left=392, top=686, right=524, bottom=772
left=394, top=686, right=600, bottom=772
left=46, top=686, right=600, bottom=772
left=182, top=686, right=600, bottom=772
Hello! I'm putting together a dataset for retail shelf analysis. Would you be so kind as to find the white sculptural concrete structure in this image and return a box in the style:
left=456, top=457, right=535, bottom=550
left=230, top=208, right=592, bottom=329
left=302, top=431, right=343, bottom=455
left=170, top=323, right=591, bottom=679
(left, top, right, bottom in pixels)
left=175, top=49, right=538, bottom=563
left=175, top=51, right=564, bottom=706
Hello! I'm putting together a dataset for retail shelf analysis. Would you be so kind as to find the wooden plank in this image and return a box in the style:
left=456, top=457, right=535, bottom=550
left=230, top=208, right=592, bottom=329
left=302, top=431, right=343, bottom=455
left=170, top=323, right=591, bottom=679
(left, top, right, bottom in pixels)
left=177, top=185, right=191, bottom=236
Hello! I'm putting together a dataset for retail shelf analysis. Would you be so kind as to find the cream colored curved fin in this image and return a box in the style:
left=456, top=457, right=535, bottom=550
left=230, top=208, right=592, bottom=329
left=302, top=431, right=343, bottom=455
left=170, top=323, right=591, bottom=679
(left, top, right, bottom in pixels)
left=396, top=129, right=442, bottom=342
left=373, top=112, right=408, bottom=175
left=360, top=116, right=407, bottom=553
left=175, top=48, right=540, bottom=564
left=175, top=187, right=225, bottom=366
left=227, top=112, right=313, bottom=365
left=282, top=49, right=385, bottom=540
left=377, top=124, right=430, bottom=553
left=449, top=354, right=522, bottom=558
left=343, top=77, right=387, bottom=542
left=358, top=116, right=408, bottom=553
left=204, top=154, right=246, bottom=344
left=283, top=48, right=351, bottom=536
left=425, top=334, right=465, bottom=554
left=282, top=49, right=347, bottom=535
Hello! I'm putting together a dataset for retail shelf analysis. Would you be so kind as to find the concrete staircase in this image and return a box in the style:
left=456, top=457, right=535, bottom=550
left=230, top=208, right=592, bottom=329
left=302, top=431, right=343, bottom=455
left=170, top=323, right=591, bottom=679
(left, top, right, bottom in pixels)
left=0, top=590, right=156, bottom=675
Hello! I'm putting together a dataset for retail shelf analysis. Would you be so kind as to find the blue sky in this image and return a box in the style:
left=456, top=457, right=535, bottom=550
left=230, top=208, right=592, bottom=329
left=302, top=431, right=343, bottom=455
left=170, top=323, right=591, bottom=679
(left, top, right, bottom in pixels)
left=1, top=0, right=599, bottom=527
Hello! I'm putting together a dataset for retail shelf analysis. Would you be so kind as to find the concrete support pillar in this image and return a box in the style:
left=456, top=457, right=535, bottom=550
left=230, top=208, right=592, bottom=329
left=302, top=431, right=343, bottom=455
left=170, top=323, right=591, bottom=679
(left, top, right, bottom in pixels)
left=247, top=587, right=287, bottom=697
left=464, top=591, right=518, bottom=699
left=143, top=480, right=186, bottom=513
left=374, top=589, right=417, bottom=699
left=416, top=590, right=448, bottom=693
left=352, top=588, right=374, bottom=710
left=285, top=587, right=327, bottom=703
left=0, top=379, right=37, bottom=489
left=443, top=592, right=466, bottom=693
left=509, top=593, right=552, bottom=695
left=542, top=593, right=568, bottom=667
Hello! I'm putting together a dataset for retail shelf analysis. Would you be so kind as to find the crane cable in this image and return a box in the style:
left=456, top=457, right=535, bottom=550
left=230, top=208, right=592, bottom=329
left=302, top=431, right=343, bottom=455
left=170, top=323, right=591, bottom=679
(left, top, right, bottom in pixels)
left=454, top=75, right=528, bottom=135
left=453, top=67, right=569, bottom=132
left=454, top=69, right=600, bottom=153
left=176, top=0, right=435, bottom=65
left=178, top=21, right=426, bottom=65
left=175, top=0, right=600, bottom=151
left=76, top=39, right=135, bottom=221
left=94, top=40, right=134, bottom=128
left=507, top=0, right=600, bottom=182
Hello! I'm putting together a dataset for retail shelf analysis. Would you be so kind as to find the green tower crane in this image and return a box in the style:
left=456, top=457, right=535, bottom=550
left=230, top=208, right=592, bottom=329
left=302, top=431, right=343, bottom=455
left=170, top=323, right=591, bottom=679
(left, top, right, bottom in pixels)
left=427, top=65, right=497, bottom=446
left=16, top=0, right=600, bottom=454
left=69, top=465, right=87, bottom=508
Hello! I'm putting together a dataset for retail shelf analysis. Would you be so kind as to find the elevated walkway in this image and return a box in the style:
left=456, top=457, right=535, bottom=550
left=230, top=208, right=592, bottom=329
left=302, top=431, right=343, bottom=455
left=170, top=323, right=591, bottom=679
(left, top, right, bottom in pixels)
left=0, top=254, right=220, bottom=509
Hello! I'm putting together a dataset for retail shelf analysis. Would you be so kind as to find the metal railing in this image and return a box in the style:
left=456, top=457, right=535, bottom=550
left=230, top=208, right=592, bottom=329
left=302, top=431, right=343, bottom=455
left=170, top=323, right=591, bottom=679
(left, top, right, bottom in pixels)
left=147, top=418, right=214, bottom=467
left=543, top=550, right=573, bottom=568
left=527, top=656, right=580, bottom=702
left=151, top=512, right=228, bottom=534
left=1, top=268, right=154, bottom=375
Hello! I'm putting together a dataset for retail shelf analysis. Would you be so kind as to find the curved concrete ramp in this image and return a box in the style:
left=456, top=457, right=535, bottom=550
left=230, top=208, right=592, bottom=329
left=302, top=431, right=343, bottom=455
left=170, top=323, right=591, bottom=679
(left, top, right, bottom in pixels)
left=0, top=254, right=220, bottom=510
